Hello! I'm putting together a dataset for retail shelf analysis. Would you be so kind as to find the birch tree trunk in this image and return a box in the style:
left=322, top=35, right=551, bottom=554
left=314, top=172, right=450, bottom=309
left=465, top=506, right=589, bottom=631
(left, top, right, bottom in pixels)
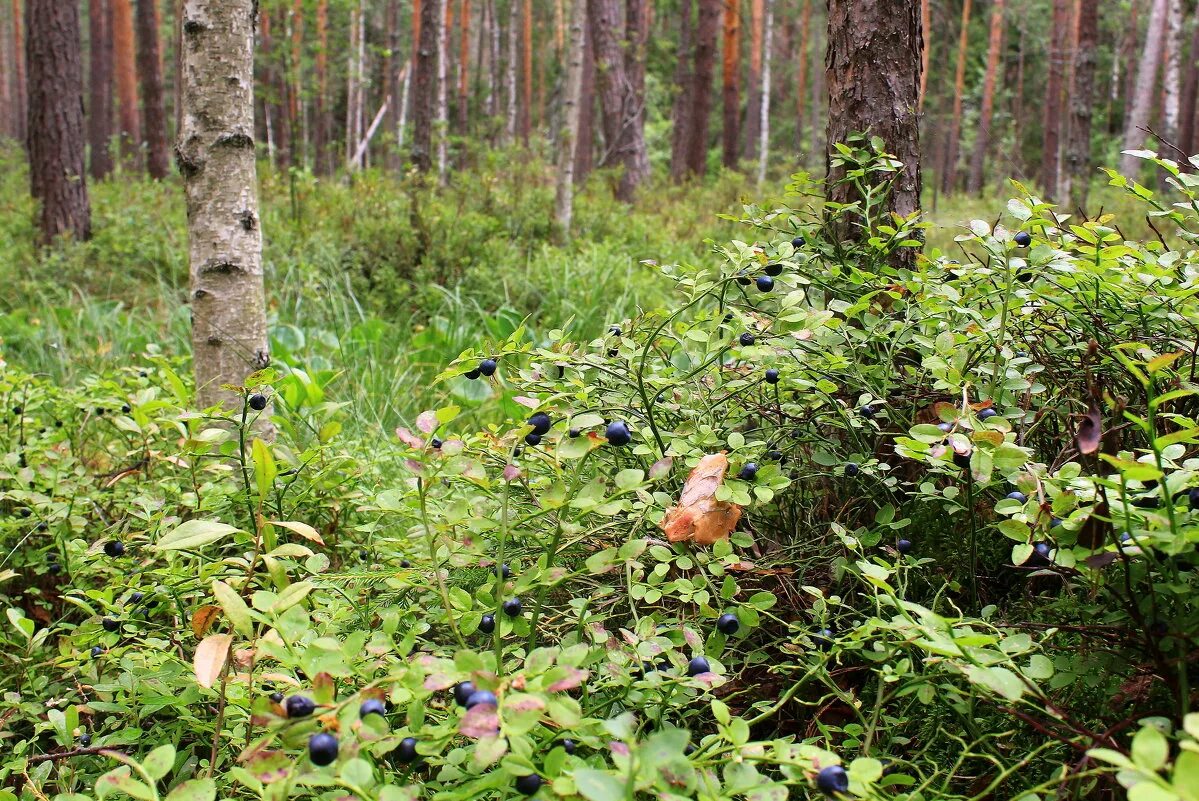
left=967, top=0, right=1004, bottom=194
left=1161, top=0, right=1182, bottom=147
left=27, top=0, right=91, bottom=242
left=755, top=0, right=772, bottom=184
left=554, top=0, right=585, bottom=239
left=1121, top=0, right=1168, bottom=176
left=88, top=0, right=115, bottom=178
left=458, top=0, right=470, bottom=135
left=437, top=0, right=450, bottom=179
left=178, top=0, right=271, bottom=417
left=506, top=0, right=519, bottom=142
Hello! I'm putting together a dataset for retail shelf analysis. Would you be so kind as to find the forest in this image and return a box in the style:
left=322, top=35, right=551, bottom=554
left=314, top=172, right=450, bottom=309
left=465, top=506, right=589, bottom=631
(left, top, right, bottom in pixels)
left=2, top=1, right=1199, bottom=801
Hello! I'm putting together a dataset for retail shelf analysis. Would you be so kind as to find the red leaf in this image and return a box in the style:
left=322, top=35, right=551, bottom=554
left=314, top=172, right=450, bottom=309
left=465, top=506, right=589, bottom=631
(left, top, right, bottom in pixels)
left=395, top=427, right=425, bottom=448
left=416, top=411, right=438, bottom=434
left=547, top=668, right=589, bottom=692
left=459, top=704, right=499, bottom=738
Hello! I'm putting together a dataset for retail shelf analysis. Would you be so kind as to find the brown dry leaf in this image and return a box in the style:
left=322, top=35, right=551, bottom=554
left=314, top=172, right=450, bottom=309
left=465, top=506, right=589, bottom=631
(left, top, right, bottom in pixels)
left=1076, top=402, right=1102, bottom=455
left=660, top=453, right=743, bottom=546
left=193, top=633, right=233, bottom=689
left=191, top=605, right=221, bottom=639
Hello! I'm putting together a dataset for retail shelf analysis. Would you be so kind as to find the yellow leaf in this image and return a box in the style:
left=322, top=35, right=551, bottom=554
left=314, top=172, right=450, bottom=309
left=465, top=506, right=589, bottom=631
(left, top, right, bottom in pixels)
left=191, top=605, right=221, bottom=639
left=270, top=520, right=325, bottom=545
left=193, top=634, right=232, bottom=689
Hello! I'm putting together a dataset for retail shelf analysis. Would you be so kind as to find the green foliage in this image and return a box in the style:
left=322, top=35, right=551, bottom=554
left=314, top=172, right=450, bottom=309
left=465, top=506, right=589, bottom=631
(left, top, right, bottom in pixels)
left=6, top=143, right=1199, bottom=801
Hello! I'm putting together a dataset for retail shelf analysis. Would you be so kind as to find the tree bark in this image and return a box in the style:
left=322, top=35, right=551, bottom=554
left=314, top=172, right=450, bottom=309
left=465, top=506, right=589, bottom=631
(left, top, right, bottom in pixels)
left=1179, top=4, right=1199, bottom=156
left=1039, top=0, right=1069, bottom=197
left=179, top=0, right=270, bottom=416
left=588, top=0, right=648, bottom=200
left=1062, top=0, right=1098, bottom=206
left=1121, top=0, right=1169, bottom=176
left=918, top=0, right=929, bottom=110
left=574, top=10, right=595, bottom=179
left=967, top=0, right=1003, bottom=194
left=554, top=0, right=585, bottom=238
left=287, top=0, right=303, bottom=168
left=88, top=0, right=114, bottom=178
left=506, top=0, right=518, bottom=142
left=941, top=0, right=970, bottom=194
left=27, top=0, right=91, bottom=242
left=313, top=0, right=330, bottom=174
left=412, top=0, right=439, bottom=171
left=9, top=0, right=28, bottom=145
left=520, top=0, right=532, bottom=143
left=384, top=0, right=400, bottom=169
left=112, top=0, right=140, bottom=162
left=755, top=0, right=772, bottom=183
left=825, top=0, right=922, bottom=254
left=437, top=0, right=450, bottom=177
left=669, top=0, right=694, bottom=181
left=721, top=0, right=740, bottom=168
left=685, top=0, right=720, bottom=176
left=1161, top=0, right=1182, bottom=147
left=743, top=0, right=762, bottom=160
left=136, top=0, right=170, bottom=178
left=794, top=0, right=811, bottom=152
left=458, top=0, right=470, bottom=135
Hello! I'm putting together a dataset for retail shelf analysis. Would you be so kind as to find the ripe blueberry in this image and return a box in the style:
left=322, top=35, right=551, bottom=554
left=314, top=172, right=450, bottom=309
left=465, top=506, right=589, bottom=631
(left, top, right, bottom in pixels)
left=568, top=428, right=581, bottom=438
left=1006, top=491, right=1027, bottom=503
left=735, top=271, right=752, bottom=286
left=953, top=450, right=972, bottom=470
left=431, top=438, right=443, bottom=449
left=454, top=682, right=477, bottom=706
left=269, top=691, right=283, bottom=703
left=103, top=540, right=125, bottom=557
left=756, top=275, right=775, bottom=292
left=248, top=393, right=268, bottom=411
left=978, top=408, right=999, bottom=421
left=816, top=765, right=849, bottom=795
left=285, top=695, right=315, bottom=718
left=938, top=422, right=953, bottom=433
left=102, top=618, right=119, bottom=632
left=479, top=614, right=496, bottom=634
left=465, top=690, right=498, bottom=708
left=844, top=463, right=859, bottom=477
left=561, top=738, right=576, bottom=754
left=608, top=326, right=622, bottom=337
left=465, top=369, right=481, bottom=380
left=738, top=463, right=759, bottom=481
left=525, top=432, right=542, bottom=446
left=90, top=646, right=103, bottom=658
left=503, top=598, right=523, bottom=617
left=686, top=656, right=711, bottom=676
left=515, top=774, right=542, bottom=795
left=764, top=263, right=783, bottom=277
left=499, top=563, right=512, bottom=578
left=739, top=333, right=756, bottom=347
left=79, top=734, right=92, bottom=746
left=859, top=405, right=876, bottom=419
left=716, top=614, right=739, bottom=635
left=308, top=733, right=339, bottom=766
left=605, top=421, right=631, bottom=446
left=813, top=628, right=834, bottom=650
left=360, top=699, right=387, bottom=717
left=1189, top=487, right=1199, bottom=510
left=791, top=235, right=805, bottom=248
left=1014, top=231, right=1032, bottom=248
left=396, top=737, right=418, bottom=763
left=896, top=539, right=913, bottom=555
left=765, top=368, right=780, bottom=384
left=121, top=405, right=131, bottom=413
left=478, top=359, right=498, bottom=377
left=528, top=412, right=552, bottom=435
left=400, top=559, right=411, bottom=568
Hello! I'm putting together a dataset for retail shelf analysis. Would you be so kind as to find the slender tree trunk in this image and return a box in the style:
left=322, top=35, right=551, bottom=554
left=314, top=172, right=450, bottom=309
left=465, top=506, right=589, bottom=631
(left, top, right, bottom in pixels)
left=575, top=11, right=595, bottom=178
left=1, top=2, right=13, bottom=139
left=826, top=0, right=922, bottom=259
left=27, top=0, right=91, bottom=242
left=520, top=0, right=532, bottom=143
left=1063, top=0, right=1098, bottom=206
left=483, top=0, right=497, bottom=119
left=1179, top=5, right=1199, bottom=156
left=721, top=0, right=740, bottom=168
left=1120, top=0, right=1141, bottom=133
left=287, top=0, right=304, bottom=168
left=344, top=2, right=361, bottom=169
left=918, top=0, right=930, bottom=110
left=755, top=0, right=772, bottom=183
left=1121, top=0, right=1169, bottom=176
left=588, top=0, right=648, bottom=200
left=967, top=0, right=1004, bottom=194
left=112, top=0, right=140, bottom=162
left=506, top=0, right=518, bottom=142
left=743, top=0, right=762, bottom=160
left=669, top=0, right=695, bottom=181
left=458, top=0, right=470, bottom=135
left=941, top=0, right=970, bottom=194
left=554, top=0, right=585, bottom=238
left=412, top=0, right=439, bottom=170
left=384, top=0, right=400, bottom=169
left=1161, top=0, right=1182, bottom=147
left=9, top=0, right=28, bottom=144
left=437, top=0, right=450, bottom=177
left=179, top=0, right=270, bottom=417
left=795, top=0, right=810, bottom=151
left=136, top=0, right=169, bottom=178
left=625, top=0, right=649, bottom=171
left=685, top=0, right=721, bottom=176
left=1041, top=0, right=1070, bottom=197
left=88, top=0, right=114, bottom=178
left=314, top=0, right=330, bottom=174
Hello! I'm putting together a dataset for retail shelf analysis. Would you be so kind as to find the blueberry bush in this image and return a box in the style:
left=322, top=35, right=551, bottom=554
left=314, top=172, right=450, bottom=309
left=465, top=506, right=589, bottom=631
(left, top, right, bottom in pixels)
left=3, top=143, right=1199, bottom=801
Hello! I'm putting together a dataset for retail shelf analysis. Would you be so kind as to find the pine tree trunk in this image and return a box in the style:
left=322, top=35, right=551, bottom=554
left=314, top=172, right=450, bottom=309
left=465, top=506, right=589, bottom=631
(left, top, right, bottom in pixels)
left=554, top=0, right=585, bottom=238
left=88, top=0, right=114, bottom=178
left=918, top=0, right=930, bottom=110
left=287, top=0, right=304, bottom=168
left=625, top=0, right=649, bottom=170
left=574, top=12, right=595, bottom=178
left=1, top=3, right=14, bottom=140
left=8, top=0, right=28, bottom=145
left=669, top=0, right=694, bottom=181
left=721, top=0, right=740, bottom=168
left=588, top=0, right=648, bottom=200
left=136, top=0, right=170, bottom=178
left=412, top=0, right=439, bottom=171
left=1121, top=0, right=1169, bottom=176
left=314, top=0, right=330, bottom=174
left=825, top=0, right=922, bottom=258
left=685, top=0, right=720, bottom=176
left=1178, top=5, right=1199, bottom=157
left=755, top=0, right=772, bottom=183
left=1063, top=0, right=1098, bottom=206
left=743, top=0, right=762, bottom=160
left=941, top=0, right=970, bottom=195
left=795, top=0, right=810, bottom=152
left=458, top=0, right=470, bottom=135
left=178, top=0, right=270, bottom=417
left=967, top=0, right=1003, bottom=194
left=437, top=0, right=450, bottom=177
left=27, top=0, right=91, bottom=242
left=1043, top=0, right=1076, bottom=197
left=112, top=0, right=140, bottom=162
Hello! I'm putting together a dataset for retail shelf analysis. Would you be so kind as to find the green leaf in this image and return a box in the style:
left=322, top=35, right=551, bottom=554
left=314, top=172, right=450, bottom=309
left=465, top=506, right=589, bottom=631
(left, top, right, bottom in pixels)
left=271, top=581, right=314, bottom=614
left=156, top=520, right=240, bottom=551
left=1132, top=725, right=1170, bottom=772
left=252, top=438, right=276, bottom=499
left=573, top=769, right=627, bottom=801
left=211, top=581, right=253, bottom=638
left=142, top=744, right=176, bottom=781
left=164, top=779, right=216, bottom=801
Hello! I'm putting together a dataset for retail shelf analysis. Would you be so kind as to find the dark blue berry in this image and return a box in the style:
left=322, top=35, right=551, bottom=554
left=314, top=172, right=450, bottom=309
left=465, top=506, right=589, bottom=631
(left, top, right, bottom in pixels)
left=285, top=695, right=315, bottom=718
left=738, top=463, right=759, bottom=481
left=479, top=614, right=495, bottom=634
left=756, top=275, right=774, bottom=292
left=1014, top=231, right=1032, bottom=248
left=716, top=614, right=739, bottom=635
left=764, top=263, right=783, bottom=277
left=791, top=235, right=805, bottom=248
left=686, top=656, right=711, bottom=676
left=816, top=765, right=849, bottom=795
left=605, top=421, right=631, bottom=446
left=515, top=774, right=542, bottom=795
left=308, top=733, right=339, bottom=766
left=248, top=393, right=268, bottom=411
left=844, top=463, right=859, bottom=477
left=465, top=690, right=498, bottom=708
left=739, top=333, right=756, bottom=347
left=525, top=432, right=542, bottom=446
left=896, top=539, right=913, bottom=555
left=478, top=359, right=498, bottom=377
left=1006, top=492, right=1027, bottom=503
left=360, top=699, right=387, bottom=717
left=396, top=737, right=419, bottom=763
left=454, top=682, right=476, bottom=706
left=528, top=412, right=552, bottom=435
left=765, top=369, right=780, bottom=384
left=502, top=598, right=523, bottom=617
left=561, top=739, right=576, bottom=754
left=103, top=541, right=125, bottom=558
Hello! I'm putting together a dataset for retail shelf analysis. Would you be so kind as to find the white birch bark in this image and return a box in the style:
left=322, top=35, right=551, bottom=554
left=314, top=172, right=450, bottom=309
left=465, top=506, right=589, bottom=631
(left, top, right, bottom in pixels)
left=553, top=0, right=585, bottom=239
left=756, top=0, right=772, bottom=185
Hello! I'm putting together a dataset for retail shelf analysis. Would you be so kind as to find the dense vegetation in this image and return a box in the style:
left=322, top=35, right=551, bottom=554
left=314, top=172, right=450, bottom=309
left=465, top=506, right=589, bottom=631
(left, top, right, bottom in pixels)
left=3, top=140, right=1199, bottom=801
